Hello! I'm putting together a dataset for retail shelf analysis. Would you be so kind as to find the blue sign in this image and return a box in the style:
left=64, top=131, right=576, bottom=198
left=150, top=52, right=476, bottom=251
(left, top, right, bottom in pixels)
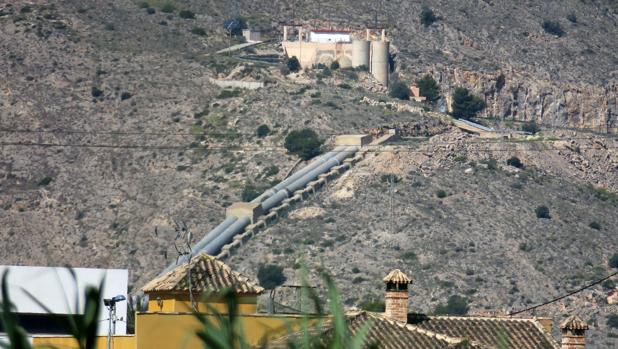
left=224, top=19, right=240, bottom=32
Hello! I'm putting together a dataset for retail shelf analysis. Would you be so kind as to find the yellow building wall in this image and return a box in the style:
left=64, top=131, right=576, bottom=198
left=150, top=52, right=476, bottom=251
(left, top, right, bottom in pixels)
left=146, top=293, right=258, bottom=314
left=32, top=335, right=135, bottom=349
left=136, top=312, right=321, bottom=349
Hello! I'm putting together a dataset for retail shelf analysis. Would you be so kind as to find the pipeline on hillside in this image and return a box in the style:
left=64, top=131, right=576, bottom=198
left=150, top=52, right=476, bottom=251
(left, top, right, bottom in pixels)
left=164, top=145, right=359, bottom=271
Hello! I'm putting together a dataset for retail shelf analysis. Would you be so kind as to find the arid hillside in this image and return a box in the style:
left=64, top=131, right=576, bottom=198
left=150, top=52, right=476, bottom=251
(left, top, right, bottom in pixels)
left=0, top=1, right=617, bottom=347
left=229, top=131, right=618, bottom=348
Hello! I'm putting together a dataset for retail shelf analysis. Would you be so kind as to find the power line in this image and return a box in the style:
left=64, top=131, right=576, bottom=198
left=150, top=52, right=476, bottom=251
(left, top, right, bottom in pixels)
left=1, top=141, right=618, bottom=152
left=0, top=127, right=616, bottom=140
left=508, top=270, right=618, bottom=316
left=0, top=128, right=350, bottom=137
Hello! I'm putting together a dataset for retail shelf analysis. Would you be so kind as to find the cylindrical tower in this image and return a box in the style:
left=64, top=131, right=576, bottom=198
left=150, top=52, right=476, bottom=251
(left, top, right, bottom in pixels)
left=351, top=39, right=370, bottom=68
left=370, top=40, right=389, bottom=86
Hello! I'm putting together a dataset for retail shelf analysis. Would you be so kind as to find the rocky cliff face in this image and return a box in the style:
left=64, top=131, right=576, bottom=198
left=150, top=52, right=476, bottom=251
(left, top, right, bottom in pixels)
left=428, top=67, right=617, bottom=132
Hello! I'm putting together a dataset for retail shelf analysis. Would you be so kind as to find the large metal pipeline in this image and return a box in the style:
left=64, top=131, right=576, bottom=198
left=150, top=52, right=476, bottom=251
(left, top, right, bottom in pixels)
left=199, top=146, right=360, bottom=255
left=251, top=146, right=346, bottom=203
left=165, top=145, right=360, bottom=269
left=202, top=217, right=251, bottom=255
left=260, top=147, right=358, bottom=211
left=163, top=216, right=237, bottom=272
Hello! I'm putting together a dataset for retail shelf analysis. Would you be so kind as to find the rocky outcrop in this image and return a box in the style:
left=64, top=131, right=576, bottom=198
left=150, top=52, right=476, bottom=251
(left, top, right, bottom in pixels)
left=431, top=67, right=617, bottom=133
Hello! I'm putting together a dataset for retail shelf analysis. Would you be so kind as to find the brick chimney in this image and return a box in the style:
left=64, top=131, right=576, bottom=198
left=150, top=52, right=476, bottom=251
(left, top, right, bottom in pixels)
left=383, top=269, right=412, bottom=323
left=560, top=315, right=589, bottom=349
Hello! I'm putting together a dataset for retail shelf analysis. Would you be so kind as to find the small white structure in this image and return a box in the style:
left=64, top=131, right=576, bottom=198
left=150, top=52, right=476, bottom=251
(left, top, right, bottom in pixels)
left=308, top=29, right=352, bottom=43
left=242, top=29, right=261, bottom=43
left=0, top=265, right=128, bottom=336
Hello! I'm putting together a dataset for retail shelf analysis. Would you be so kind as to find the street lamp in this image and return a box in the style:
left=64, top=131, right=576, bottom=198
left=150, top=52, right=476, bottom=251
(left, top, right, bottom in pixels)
left=104, top=295, right=126, bottom=349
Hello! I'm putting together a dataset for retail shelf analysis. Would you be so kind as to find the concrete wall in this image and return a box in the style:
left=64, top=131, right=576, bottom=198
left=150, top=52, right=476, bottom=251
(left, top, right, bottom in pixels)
left=208, top=78, right=264, bottom=90
left=282, top=41, right=352, bottom=68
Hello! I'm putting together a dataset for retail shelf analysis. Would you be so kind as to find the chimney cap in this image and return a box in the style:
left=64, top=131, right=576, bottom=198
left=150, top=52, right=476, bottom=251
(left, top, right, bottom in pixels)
left=383, top=269, right=412, bottom=285
left=559, top=315, right=589, bottom=331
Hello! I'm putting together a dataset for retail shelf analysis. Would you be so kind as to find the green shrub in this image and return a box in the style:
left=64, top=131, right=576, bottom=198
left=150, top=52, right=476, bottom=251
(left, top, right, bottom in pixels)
left=160, top=2, right=175, bottom=13
left=358, top=298, right=385, bottom=312
left=495, top=74, right=506, bottom=92
left=542, top=20, right=565, bottom=37
left=451, top=87, right=486, bottom=120
left=609, top=253, right=618, bottom=269
left=589, top=186, right=618, bottom=204
left=519, top=242, right=533, bottom=252
left=257, top=264, right=286, bottom=289
left=284, top=128, right=323, bottom=160
left=400, top=251, right=418, bottom=262
left=417, top=74, right=440, bottom=101
left=535, top=205, right=551, bottom=219
left=256, top=124, right=270, bottom=137
left=38, top=176, right=53, bottom=186
left=318, top=67, right=332, bottom=78
left=179, top=10, right=195, bottom=19
left=389, top=81, right=410, bottom=100
left=420, top=6, right=437, bottom=26
left=146, top=7, right=155, bottom=14
left=482, top=158, right=498, bottom=170
left=330, top=61, right=340, bottom=70
left=380, top=173, right=401, bottom=183
left=521, top=121, right=539, bottom=134
left=567, top=13, right=577, bottom=23
left=506, top=156, right=523, bottom=168
left=436, top=190, right=447, bottom=198
left=190, top=27, right=207, bottom=36
left=608, top=314, right=618, bottom=329
left=589, top=221, right=601, bottom=230
left=287, top=56, right=300, bottom=72
left=224, top=17, right=248, bottom=36
left=217, top=88, right=241, bottom=99
left=263, top=165, right=279, bottom=177
left=434, top=295, right=469, bottom=315
left=241, top=184, right=263, bottom=202
left=351, top=267, right=360, bottom=273
left=352, top=276, right=366, bottom=284
left=337, top=83, right=351, bottom=89
left=602, top=279, right=616, bottom=290
left=91, top=86, right=103, bottom=98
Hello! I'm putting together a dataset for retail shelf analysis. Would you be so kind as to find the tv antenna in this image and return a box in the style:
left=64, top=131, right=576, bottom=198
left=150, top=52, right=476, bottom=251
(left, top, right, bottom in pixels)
left=172, top=221, right=197, bottom=311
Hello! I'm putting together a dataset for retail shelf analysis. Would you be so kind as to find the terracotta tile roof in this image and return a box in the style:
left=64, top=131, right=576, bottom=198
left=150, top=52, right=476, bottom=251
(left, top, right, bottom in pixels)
left=409, top=314, right=559, bottom=349
left=559, top=315, right=589, bottom=331
left=141, top=252, right=264, bottom=295
left=266, top=312, right=477, bottom=349
left=383, top=269, right=412, bottom=284
left=266, top=312, right=560, bottom=349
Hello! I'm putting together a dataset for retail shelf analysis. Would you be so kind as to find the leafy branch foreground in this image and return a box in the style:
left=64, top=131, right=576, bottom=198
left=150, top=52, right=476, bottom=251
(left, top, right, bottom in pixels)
left=0, top=269, right=372, bottom=349
left=0, top=270, right=102, bottom=349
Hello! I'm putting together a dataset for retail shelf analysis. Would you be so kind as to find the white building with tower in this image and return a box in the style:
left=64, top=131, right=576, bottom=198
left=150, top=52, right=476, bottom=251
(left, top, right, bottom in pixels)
left=281, top=26, right=390, bottom=86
